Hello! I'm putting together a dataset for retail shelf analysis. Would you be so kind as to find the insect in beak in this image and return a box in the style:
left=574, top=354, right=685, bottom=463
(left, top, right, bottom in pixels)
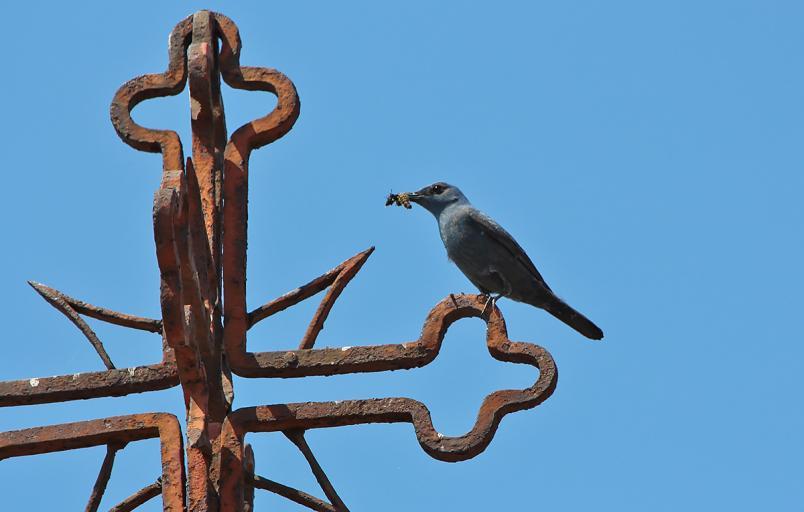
left=385, top=192, right=413, bottom=209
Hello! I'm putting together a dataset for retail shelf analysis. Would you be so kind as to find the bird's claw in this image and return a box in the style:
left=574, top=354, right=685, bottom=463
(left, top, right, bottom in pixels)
left=480, top=293, right=502, bottom=318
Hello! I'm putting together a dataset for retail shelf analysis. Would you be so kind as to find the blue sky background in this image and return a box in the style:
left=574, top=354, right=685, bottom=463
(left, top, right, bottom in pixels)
left=1, top=1, right=803, bottom=510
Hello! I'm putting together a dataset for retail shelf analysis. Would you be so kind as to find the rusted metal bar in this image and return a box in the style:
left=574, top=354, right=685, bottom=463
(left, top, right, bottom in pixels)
left=284, top=430, right=349, bottom=511
left=219, top=297, right=556, bottom=506
left=243, top=445, right=255, bottom=512
left=232, top=293, right=549, bottom=379
left=0, top=362, right=178, bottom=407
left=297, top=249, right=374, bottom=350
left=249, top=474, right=337, bottom=512
left=229, top=321, right=555, bottom=462
left=216, top=8, right=300, bottom=383
left=110, top=15, right=192, bottom=172
left=188, top=12, right=227, bottom=278
left=245, top=247, right=375, bottom=351
left=108, top=12, right=247, bottom=512
left=153, top=176, right=205, bottom=393
left=184, top=19, right=238, bottom=483
left=247, top=248, right=373, bottom=330
left=154, top=167, right=215, bottom=512
left=28, top=280, right=116, bottom=369
left=184, top=33, right=233, bottom=423
left=182, top=158, right=219, bottom=366
left=0, top=414, right=185, bottom=511
left=246, top=264, right=350, bottom=328
left=28, top=281, right=162, bottom=333
left=85, top=443, right=126, bottom=512
left=108, top=478, right=162, bottom=512
left=1, top=279, right=177, bottom=407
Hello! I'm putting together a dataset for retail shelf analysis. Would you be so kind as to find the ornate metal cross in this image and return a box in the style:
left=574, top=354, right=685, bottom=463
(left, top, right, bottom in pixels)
left=0, top=10, right=557, bottom=511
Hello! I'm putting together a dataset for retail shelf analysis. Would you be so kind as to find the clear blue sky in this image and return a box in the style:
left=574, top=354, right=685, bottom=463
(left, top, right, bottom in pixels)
left=1, top=1, right=802, bottom=510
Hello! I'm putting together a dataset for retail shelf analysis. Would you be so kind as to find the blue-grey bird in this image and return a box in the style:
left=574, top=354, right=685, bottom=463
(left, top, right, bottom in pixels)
left=402, top=182, right=603, bottom=340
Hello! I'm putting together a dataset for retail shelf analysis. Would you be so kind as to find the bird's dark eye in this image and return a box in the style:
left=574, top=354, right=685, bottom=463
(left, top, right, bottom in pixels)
left=431, top=184, right=444, bottom=195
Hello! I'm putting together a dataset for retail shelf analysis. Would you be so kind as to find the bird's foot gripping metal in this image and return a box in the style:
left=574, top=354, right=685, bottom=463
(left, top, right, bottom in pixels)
left=480, top=292, right=505, bottom=319
left=0, top=10, right=557, bottom=511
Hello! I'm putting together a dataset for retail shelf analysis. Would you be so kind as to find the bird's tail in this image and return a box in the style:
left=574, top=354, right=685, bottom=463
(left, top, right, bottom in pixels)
left=541, top=296, right=604, bottom=340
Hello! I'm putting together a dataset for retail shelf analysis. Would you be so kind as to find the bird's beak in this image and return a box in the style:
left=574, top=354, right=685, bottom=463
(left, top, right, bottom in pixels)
left=406, top=191, right=423, bottom=203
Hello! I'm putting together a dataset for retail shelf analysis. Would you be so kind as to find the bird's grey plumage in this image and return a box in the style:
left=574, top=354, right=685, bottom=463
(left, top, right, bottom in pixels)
left=405, top=182, right=603, bottom=340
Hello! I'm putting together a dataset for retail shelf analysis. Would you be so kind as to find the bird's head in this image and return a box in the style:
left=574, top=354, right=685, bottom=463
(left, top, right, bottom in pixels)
left=406, top=182, right=468, bottom=216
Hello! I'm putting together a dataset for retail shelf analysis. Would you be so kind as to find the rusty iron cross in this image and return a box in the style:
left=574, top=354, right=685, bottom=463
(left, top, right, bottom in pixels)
left=0, top=10, right=557, bottom=512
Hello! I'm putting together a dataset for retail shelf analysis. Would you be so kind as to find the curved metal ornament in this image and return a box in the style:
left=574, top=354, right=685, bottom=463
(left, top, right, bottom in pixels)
left=0, top=10, right=556, bottom=512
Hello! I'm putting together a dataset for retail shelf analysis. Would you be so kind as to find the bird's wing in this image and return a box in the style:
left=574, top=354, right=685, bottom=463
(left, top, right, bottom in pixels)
left=466, top=209, right=552, bottom=292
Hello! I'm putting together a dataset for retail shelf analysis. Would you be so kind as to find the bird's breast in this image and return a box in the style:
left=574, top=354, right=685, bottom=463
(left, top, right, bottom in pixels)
left=438, top=209, right=483, bottom=260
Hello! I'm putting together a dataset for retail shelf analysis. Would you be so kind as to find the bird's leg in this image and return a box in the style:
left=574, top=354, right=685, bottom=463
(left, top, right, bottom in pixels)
left=481, top=293, right=505, bottom=318
left=449, top=293, right=460, bottom=309
left=481, top=271, right=512, bottom=318
left=480, top=296, right=493, bottom=317
left=480, top=294, right=493, bottom=317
